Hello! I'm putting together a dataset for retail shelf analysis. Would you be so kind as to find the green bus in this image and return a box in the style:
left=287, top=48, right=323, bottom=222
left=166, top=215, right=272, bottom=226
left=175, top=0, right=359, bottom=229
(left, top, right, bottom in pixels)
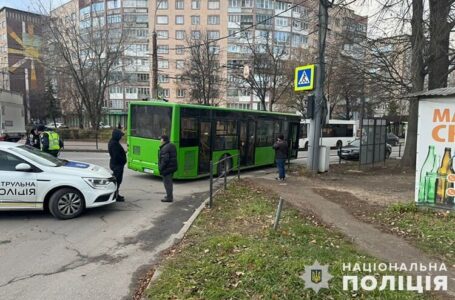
left=127, top=101, right=301, bottom=179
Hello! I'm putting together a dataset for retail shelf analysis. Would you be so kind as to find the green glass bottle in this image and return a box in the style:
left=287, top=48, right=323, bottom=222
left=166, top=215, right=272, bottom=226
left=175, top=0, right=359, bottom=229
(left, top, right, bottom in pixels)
left=426, top=154, right=439, bottom=203
left=418, top=146, right=435, bottom=202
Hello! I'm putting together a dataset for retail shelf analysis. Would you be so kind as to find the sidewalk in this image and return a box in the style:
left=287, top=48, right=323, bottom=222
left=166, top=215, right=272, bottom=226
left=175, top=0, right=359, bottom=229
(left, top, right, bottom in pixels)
left=251, top=172, right=455, bottom=297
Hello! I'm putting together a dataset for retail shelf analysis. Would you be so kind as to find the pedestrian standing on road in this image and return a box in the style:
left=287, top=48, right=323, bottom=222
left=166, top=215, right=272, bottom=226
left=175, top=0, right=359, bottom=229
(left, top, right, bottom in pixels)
left=40, top=127, right=64, bottom=157
left=108, top=128, right=127, bottom=202
left=159, top=135, right=178, bottom=203
left=273, top=134, right=288, bottom=181
left=26, top=126, right=42, bottom=149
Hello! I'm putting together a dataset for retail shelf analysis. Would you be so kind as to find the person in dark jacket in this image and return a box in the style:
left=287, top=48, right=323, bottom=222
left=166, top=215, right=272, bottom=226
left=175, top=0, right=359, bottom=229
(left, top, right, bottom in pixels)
left=273, top=134, right=288, bottom=181
left=159, top=135, right=178, bottom=202
left=26, top=126, right=42, bottom=149
left=108, top=129, right=127, bottom=202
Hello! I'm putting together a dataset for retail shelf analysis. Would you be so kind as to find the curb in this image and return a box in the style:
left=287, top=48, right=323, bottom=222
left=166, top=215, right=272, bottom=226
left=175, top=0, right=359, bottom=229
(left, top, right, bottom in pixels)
left=62, top=149, right=109, bottom=153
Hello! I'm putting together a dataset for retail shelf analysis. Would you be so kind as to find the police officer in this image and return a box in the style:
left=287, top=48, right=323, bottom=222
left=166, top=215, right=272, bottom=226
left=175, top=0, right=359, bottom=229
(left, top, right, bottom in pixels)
left=40, top=127, right=63, bottom=157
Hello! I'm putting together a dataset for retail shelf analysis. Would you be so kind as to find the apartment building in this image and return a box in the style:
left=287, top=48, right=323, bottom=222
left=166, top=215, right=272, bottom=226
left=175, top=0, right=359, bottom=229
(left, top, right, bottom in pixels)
left=0, top=7, right=46, bottom=123
left=51, top=0, right=150, bottom=127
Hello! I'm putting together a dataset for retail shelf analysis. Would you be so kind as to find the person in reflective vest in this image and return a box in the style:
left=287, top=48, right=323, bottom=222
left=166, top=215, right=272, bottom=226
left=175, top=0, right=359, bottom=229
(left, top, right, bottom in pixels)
left=40, top=129, right=63, bottom=157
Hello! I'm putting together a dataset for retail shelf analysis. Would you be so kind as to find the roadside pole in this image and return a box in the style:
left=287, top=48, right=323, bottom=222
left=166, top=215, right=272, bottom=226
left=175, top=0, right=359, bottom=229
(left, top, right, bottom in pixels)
left=306, top=1, right=330, bottom=173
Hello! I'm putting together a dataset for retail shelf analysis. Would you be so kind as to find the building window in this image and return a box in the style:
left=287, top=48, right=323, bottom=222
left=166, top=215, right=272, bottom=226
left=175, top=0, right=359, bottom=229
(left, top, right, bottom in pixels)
left=228, top=15, right=240, bottom=23
left=242, top=0, right=253, bottom=7
left=111, top=100, right=124, bottom=109
left=176, top=60, right=185, bottom=69
left=137, top=73, right=150, bottom=81
left=208, top=15, right=220, bottom=25
left=208, top=31, right=220, bottom=40
left=158, top=60, right=169, bottom=69
left=176, top=45, right=185, bottom=55
left=158, top=0, right=168, bottom=9
left=158, top=74, right=170, bottom=83
left=192, top=0, right=200, bottom=9
left=107, top=15, right=121, bottom=24
left=176, top=30, right=185, bottom=40
left=156, top=15, right=168, bottom=24
left=191, top=30, right=201, bottom=40
left=191, top=15, right=200, bottom=25
left=138, top=87, right=150, bottom=95
left=125, top=87, right=137, bottom=94
left=275, top=17, right=288, bottom=27
left=157, top=30, right=169, bottom=39
left=176, top=0, right=184, bottom=9
left=157, top=45, right=169, bottom=54
left=229, top=0, right=240, bottom=8
left=256, top=0, right=273, bottom=9
left=158, top=88, right=170, bottom=98
left=177, top=89, right=185, bottom=98
left=175, top=15, right=184, bottom=25
left=208, top=0, right=220, bottom=10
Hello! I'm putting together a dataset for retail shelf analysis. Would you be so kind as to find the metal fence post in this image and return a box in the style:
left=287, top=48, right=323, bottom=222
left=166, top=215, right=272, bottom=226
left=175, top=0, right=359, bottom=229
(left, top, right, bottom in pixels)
left=399, top=143, right=402, bottom=158
left=273, top=197, right=284, bottom=231
left=209, top=161, right=213, bottom=208
left=224, top=159, right=227, bottom=190
left=237, top=155, right=240, bottom=179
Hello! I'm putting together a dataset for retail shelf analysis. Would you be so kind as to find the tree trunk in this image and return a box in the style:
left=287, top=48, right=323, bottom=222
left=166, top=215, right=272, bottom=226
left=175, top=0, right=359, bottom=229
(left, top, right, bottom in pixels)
left=428, top=0, right=451, bottom=90
left=400, top=0, right=425, bottom=169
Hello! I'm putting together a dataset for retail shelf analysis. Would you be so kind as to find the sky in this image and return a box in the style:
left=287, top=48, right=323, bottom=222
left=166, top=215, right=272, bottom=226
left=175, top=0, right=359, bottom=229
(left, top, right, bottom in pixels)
left=0, top=0, right=69, bottom=13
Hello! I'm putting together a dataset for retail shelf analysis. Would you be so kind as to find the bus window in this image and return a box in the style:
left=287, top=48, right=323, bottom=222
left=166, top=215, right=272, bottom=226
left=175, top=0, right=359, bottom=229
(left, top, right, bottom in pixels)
left=257, top=120, right=273, bottom=146
left=180, top=117, right=199, bottom=147
left=215, top=120, right=238, bottom=150
left=131, top=105, right=172, bottom=139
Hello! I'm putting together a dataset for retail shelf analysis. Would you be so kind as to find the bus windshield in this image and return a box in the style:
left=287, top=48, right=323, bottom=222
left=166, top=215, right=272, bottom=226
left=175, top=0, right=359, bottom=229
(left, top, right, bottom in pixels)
left=130, top=105, right=172, bottom=139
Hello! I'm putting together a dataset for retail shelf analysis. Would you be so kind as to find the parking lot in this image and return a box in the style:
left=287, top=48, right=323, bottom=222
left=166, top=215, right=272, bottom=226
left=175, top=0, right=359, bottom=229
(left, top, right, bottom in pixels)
left=0, top=152, right=210, bottom=300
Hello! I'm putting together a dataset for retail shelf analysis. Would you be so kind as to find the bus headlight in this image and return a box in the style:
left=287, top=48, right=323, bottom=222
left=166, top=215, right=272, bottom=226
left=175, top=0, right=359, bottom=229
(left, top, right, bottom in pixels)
left=83, top=177, right=112, bottom=189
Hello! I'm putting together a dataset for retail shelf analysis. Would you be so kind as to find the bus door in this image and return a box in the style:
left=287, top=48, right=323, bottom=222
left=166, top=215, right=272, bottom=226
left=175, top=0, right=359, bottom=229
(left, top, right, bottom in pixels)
left=239, top=121, right=255, bottom=166
left=198, top=120, right=212, bottom=174
left=289, top=122, right=300, bottom=159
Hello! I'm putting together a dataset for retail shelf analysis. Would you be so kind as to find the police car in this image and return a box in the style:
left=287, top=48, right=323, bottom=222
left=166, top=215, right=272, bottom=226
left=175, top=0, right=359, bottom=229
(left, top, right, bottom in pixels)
left=0, top=142, right=117, bottom=219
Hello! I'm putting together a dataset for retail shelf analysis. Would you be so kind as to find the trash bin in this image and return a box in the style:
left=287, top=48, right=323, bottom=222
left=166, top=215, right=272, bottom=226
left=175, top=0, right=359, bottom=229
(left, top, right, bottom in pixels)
left=318, top=145, right=330, bottom=172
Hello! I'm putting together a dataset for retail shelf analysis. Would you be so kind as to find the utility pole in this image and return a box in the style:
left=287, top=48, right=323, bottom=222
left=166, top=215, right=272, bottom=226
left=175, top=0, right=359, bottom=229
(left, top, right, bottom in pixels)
left=309, top=0, right=331, bottom=173
left=152, top=30, right=158, bottom=99
left=151, top=0, right=164, bottom=100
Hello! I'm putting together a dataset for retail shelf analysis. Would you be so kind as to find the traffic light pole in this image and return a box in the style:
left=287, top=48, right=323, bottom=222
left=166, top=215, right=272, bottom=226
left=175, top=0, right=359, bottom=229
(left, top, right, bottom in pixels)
left=308, top=0, right=330, bottom=173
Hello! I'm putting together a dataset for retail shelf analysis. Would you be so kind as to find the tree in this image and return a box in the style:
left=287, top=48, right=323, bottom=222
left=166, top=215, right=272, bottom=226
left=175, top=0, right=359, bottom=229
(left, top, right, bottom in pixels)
left=40, top=4, right=128, bottom=147
left=237, top=31, right=291, bottom=111
left=181, top=32, right=222, bottom=106
left=43, top=81, right=61, bottom=127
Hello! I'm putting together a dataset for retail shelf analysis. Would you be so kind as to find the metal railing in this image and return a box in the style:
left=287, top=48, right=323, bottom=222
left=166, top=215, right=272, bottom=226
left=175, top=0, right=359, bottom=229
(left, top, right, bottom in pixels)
left=209, top=154, right=240, bottom=208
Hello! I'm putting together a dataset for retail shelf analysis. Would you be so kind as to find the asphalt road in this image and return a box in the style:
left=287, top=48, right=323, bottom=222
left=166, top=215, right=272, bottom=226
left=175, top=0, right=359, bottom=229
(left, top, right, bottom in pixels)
left=0, top=152, right=211, bottom=300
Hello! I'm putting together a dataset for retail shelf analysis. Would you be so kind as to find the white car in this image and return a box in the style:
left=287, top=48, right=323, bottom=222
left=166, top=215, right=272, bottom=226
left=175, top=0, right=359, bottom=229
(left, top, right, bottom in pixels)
left=0, top=142, right=117, bottom=219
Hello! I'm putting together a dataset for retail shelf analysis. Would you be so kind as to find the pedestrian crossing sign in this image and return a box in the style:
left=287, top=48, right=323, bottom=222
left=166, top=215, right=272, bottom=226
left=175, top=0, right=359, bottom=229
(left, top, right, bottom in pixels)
left=294, top=65, right=315, bottom=91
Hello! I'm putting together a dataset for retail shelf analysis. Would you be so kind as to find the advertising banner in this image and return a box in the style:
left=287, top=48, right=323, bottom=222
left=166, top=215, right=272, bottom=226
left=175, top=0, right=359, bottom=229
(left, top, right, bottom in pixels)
left=416, top=98, right=455, bottom=208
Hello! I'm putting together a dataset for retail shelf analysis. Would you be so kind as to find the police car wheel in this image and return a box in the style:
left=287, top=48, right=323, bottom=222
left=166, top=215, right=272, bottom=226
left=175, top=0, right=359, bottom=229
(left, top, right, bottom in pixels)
left=49, top=188, right=84, bottom=220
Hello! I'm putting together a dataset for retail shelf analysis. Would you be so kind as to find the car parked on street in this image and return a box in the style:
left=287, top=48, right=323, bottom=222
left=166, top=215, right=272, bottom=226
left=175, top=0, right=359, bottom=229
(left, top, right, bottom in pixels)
left=0, top=142, right=117, bottom=219
left=386, top=132, right=400, bottom=146
left=338, top=139, right=392, bottom=160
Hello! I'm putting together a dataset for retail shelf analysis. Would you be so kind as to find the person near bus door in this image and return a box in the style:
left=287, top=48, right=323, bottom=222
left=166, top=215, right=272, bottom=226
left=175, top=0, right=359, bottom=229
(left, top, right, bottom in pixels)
left=108, top=128, right=126, bottom=202
left=159, top=135, right=178, bottom=202
left=40, top=127, right=64, bottom=157
left=273, top=134, right=288, bottom=182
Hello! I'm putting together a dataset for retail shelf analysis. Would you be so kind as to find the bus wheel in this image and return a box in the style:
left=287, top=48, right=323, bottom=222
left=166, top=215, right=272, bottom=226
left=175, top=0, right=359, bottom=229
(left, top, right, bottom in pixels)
left=336, top=140, right=342, bottom=149
left=218, top=155, right=231, bottom=177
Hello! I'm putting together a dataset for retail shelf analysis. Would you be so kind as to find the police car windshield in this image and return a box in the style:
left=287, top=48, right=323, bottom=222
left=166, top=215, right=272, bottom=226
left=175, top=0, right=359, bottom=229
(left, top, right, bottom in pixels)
left=14, top=145, right=64, bottom=167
